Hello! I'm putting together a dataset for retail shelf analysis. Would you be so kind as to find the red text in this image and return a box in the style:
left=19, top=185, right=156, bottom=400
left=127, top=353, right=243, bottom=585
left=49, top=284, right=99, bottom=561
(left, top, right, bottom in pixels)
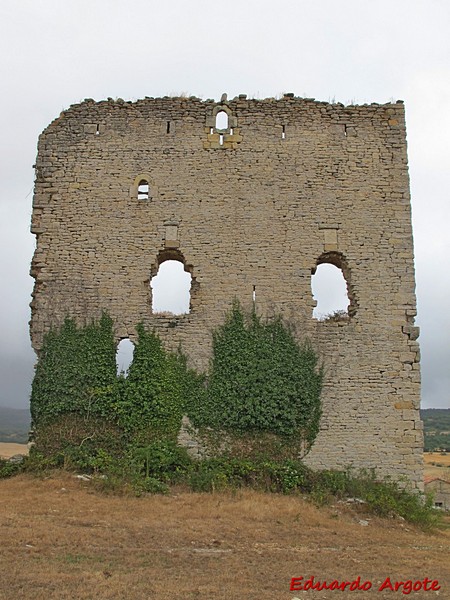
left=378, top=577, right=440, bottom=595
left=290, top=576, right=372, bottom=592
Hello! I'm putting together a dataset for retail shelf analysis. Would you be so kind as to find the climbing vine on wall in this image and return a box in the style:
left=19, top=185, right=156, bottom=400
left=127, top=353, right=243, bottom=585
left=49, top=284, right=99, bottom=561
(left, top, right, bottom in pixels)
left=31, top=316, right=203, bottom=452
left=31, top=305, right=322, bottom=460
left=111, top=324, right=200, bottom=439
left=187, top=302, right=323, bottom=449
left=30, top=313, right=117, bottom=426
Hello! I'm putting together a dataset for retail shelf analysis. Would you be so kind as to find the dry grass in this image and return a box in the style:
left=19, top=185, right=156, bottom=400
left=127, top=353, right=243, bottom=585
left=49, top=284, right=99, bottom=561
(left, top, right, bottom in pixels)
left=0, top=474, right=449, bottom=599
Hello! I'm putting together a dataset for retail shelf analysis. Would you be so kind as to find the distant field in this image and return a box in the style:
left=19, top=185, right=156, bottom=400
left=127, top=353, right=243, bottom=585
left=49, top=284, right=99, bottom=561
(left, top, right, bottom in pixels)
left=0, top=474, right=449, bottom=600
left=424, top=452, right=450, bottom=467
left=424, top=452, right=450, bottom=480
left=0, top=442, right=28, bottom=459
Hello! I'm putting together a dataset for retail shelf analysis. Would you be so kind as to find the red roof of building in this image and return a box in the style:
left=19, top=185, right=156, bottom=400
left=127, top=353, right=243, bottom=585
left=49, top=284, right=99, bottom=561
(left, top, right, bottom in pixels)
left=424, top=475, right=450, bottom=485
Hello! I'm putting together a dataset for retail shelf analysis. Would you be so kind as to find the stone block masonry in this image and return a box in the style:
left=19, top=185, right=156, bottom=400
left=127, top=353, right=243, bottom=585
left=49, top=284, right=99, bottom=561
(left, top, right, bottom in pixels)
left=30, top=93, right=423, bottom=488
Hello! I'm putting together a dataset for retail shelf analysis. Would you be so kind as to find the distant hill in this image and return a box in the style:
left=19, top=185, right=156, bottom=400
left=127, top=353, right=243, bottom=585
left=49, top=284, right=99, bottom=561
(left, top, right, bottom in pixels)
left=0, top=406, right=31, bottom=443
left=421, top=408, right=450, bottom=452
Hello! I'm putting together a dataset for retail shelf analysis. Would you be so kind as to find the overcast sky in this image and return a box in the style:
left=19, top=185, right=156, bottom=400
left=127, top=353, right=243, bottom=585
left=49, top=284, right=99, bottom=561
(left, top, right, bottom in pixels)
left=0, top=0, right=448, bottom=410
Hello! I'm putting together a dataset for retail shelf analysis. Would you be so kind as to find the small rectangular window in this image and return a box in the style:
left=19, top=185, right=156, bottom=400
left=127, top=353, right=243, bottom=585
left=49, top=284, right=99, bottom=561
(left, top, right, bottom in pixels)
left=138, top=180, right=150, bottom=200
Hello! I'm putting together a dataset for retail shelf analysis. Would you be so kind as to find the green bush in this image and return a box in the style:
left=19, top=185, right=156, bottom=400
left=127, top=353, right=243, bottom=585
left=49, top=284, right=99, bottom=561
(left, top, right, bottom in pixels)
left=188, top=456, right=314, bottom=494
left=346, top=472, right=440, bottom=528
left=131, top=439, right=192, bottom=483
left=315, top=469, right=350, bottom=496
left=0, top=458, right=22, bottom=479
left=133, top=477, right=170, bottom=495
left=264, top=459, right=312, bottom=494
left=306, top=469, right=441, bottom=529
left=189, top=461, right=229, bottom=492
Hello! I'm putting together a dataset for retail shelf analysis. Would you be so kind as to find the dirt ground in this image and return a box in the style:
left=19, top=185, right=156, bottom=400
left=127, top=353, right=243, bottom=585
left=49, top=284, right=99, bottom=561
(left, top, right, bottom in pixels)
left=0, top=474, right=449, bottom=600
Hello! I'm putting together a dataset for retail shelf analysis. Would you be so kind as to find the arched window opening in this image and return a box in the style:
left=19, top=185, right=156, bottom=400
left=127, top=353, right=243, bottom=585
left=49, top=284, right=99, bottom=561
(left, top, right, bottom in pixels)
left=116, top=338, right=135, bottom=377
left=215, top=110, right=228, bottom=131
left=311, top=263, right=350, bottom=321
left=151, top=260, right=191, bottom=315
left=137, top=180, right=150, bottom=200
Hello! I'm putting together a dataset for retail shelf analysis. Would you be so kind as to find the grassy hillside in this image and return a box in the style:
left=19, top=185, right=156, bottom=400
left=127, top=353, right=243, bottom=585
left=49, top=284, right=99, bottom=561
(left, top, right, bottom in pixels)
left=0, top=406, right=30, bottom=443
left=421, top=408, right=450, bottom=452
left=0, top=475, right=448, bottom=599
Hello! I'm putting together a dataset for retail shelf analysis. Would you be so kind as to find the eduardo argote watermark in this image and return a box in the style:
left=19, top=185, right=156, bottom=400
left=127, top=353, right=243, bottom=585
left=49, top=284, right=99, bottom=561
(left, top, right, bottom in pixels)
left=290, top=575, right=441, bottom=595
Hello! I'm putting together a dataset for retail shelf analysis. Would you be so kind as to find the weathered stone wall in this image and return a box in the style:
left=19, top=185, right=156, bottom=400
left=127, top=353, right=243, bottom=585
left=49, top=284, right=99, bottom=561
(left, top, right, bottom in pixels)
left=30, top=94, right=423, bottom=488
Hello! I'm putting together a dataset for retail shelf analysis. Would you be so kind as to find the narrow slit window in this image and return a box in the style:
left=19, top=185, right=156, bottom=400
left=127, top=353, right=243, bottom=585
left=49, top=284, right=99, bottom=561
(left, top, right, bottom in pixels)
left=95, top=124, right=100, bottom=136
left=167, top=121, right=171, bottom=134
left=137, top=180, right=150, bottom=200
left=219, top=133, right=224, bottom=146
left=344, top=124, right=348, bottom=137
left=116, top=338, right=135, bottom=377
left=282, top=125, right=286, bottom=140
left=252, top=285, right=256, bottom=303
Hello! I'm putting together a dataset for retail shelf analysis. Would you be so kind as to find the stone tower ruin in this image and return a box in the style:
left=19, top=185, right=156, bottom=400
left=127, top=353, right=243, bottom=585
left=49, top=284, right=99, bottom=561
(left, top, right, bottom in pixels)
left=30, top=94, right=423, bottom=487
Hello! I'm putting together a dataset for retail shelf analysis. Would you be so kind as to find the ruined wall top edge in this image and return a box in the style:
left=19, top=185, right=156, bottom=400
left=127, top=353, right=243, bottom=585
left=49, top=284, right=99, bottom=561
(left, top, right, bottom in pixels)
left=44, top=95, right=406, bottom=132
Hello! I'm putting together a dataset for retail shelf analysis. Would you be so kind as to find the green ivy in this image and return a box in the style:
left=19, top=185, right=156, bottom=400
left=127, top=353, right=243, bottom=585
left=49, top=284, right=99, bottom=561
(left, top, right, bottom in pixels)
left=110, top=324, right=192, bottom=438
left=31, top=313, right=117, bottom=426
left=188, top=302, right=323, bottom=449
left=30, top=304, right=322, bottom=466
